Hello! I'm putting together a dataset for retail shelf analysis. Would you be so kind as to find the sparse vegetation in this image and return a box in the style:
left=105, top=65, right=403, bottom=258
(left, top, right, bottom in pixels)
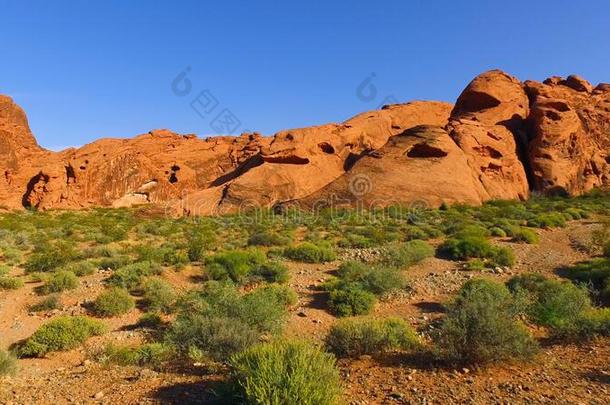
left=100, top=343, right=172, bottom=368
left=435, top=279, right=537, bottom=364
left=38, top=270, right=79, bottom=294
left=326, top=317, right=419, bottom=357
left=283, top=242, right=336, bottom=263
left=93, top=287, right=135, bottom=317
left=0, top=276, right=24, bottom=290
left=228, top=340, right=342, bottom=405
left=0, top=350, right=17, bottom=377
left=16, top=316, right=106, bottom=357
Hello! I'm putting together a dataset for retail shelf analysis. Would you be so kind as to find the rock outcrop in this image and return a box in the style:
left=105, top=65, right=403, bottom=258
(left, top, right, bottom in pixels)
left=0, top=70, right=608, bottom=215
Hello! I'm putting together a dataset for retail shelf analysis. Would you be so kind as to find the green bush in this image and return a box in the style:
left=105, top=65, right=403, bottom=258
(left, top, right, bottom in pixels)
left=0, top=276, right=24, bottom=290
left=93, top=287, right=135, bottom=317
left=336, top=261, right=405, bottom=296
left=141, top=278, right=176, bottom=313
left=24, top=241, right=80, bottom=273
left=61, top=260, right=96, bottom=276
left=0, top=350, right=17, bottom=376
left=380, top=240, right=434, bottom=268
left=16, top=316, right=106, bottom=357
left=187, top=229, right=215, bottom=262
left=205, top=249, right=267, bottom=283
left=107, top=261, right=162, bottom=290
left=326, top=317, right=419, bottom=357
left=39, top=270, right=79, bottom=295
left=248, top=231, right=291, bottom=247
left=328, top=284, right=376, bottom=317
left=29, top=295, right=61, bottom=312
left=438, top=236, right=515, bottom=267
left=283, top=242, right=336, bottom=263
left=435, top=279, right=537, bottom=364
left=137, top=312, right=164, bottom=328
left=228, top=340, right=341, bottom=405
left=166, top=282, right=293, bottom=361
left=489, top=227, right=507, bottom=237
left=101, top=343, right=172, bottom=368
left=511, top=228, right=539, bottom=244
left=251, top=261, right=290, bottom=284
left=527, top=212, right=566, bottom=228
left=0, top=350, right=17, bottom=377
left=563, top=258, right=610, bottom=303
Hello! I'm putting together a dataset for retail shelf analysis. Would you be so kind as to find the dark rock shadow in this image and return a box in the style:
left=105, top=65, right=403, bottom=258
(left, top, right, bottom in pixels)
left=413, top=301, right=445, bottom=314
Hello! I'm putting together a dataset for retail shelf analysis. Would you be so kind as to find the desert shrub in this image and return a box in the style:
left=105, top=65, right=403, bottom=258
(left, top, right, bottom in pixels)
left=137, top=312, right=164, bottom=328
left=141, top=278, right=176, bottom=313
left=283, top=242, right=336, bottom=263
left=562, top=258, right=610, bottom=303
left=507, top=274, right=597, bottom=338
left=527, top=212, right=566, bottom=228
left=0, top=276, right=24, bottom=290
left=101, top=343, right=172, bottom=368
left=489, top=227, right=507, bottom=237
left=24, top=241, right=80, bottom=273
left=435, top=279, right=537, bottom=364
left=38, top=270, right=79, bottom=295
left=61, top=260, right=96, bottom=276
left=97, top=255, right=131, bottom=270
left=438, top=236, right=515, bottom=267
left=93, top=287, right=135, bottom=317
left=464, top=258, right=486, bottom=271
left=380, top=240, right=434, bottom=268
left=248, top=231, right=291, bottom=247
left=187, top=229, right=216, bottom=262
left=0, top=265, right=9, bottom=276
left=16, top=316, right=106, bottom=357
left=511, top=228, right=539, bottom=244
left=336, top=261, right=405, bottom=296
left=328, top=284, right=376, bottom=317
left=166, top=282, right=292, bottom=361
left=326, top=317, right=419, bottom=357
left=251, top=261, right=290, bottom=283
left=135, top=244, right=188, bottom=267
left=29, top=295, right=61, bottom=312
left=228, top=340, right=341, bottom=405
left=0, top=350, right=17, bottom=376
left=107, top=261, right=162, bottom=290
left=256, top=284, right=298, bottom=307
left=205, top=249, right=267, bottom=283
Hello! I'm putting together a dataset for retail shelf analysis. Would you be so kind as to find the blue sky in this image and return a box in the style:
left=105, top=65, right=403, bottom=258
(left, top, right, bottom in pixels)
left=1, top=0, right=609, bottom=150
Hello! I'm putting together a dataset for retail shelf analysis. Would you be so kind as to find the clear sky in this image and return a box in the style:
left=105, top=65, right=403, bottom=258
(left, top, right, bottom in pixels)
left=1, top=0, right=609, bottom=150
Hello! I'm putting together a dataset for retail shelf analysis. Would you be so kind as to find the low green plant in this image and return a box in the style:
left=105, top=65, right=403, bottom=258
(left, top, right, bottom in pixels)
left=438, top=236, right=515, bottom=267
left=38, top=270, right=79, bottom=294
left=435, top=279, right=537, bottom=364
left=0, top=276, right=24, bottom=290
left=166, top=282, right=293, bottom=361
left=0, top=350, right=17, bottom=376
left=16, top=316, right=106, bottom=357
left=24, top=241, right=80, bottom=273
left=61, top=260, right=97, bottom=276
left=251, top=261, right=290, bottom=283
left=137, top=312, right=164, bottom=328
left=205, top=249, right=267, bottom=283
left=511, top=228, right=539, bottom=244
left=29, top=295, right=61, bottom=312
left=527, top=212, right=567, bottom=228
left=101, top=343, right=172, bottom=368
left=228, top=339, right=341, bottom=405
left=141, top=278, right=176, bottom=313
left=379, top=240, right=434, bottom=268
left=336, top=261, right=405, bottom=296
left=328, top=284, right=376, bottom=317
left=107, top=261, right=162, bottom=290
left=326, top=317, right=419, bottom=357
left=93, top=287, right=135, bottom=317
left=248, top=231, right=291, bottom=247
left=283, top=242, right=336, bottom=263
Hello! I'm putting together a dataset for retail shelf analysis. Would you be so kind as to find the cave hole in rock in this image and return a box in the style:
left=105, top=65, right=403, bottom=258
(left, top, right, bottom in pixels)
left=456, top=91, right=501, bottom=113
left=169, top=165, right=181, bottom=184
left=406, top=143, right=448, bottom=158
left=318, top=142, right=335, bottom=154
left=22, top=172, right=50, bottom=209
left=65, top=165, right=77, bottom=184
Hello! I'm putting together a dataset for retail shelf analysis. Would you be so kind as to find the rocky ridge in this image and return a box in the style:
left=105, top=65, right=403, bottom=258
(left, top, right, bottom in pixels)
left=0, top=70, right=608, bottom=215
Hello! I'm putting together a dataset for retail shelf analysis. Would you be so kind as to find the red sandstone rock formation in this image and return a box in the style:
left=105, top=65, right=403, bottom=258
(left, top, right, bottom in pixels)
left=0, top=70, right=608, bottom=215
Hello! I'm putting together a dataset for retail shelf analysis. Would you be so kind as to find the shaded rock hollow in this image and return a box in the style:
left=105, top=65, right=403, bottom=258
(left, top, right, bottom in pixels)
left=0, top=70, right=608, bottom=215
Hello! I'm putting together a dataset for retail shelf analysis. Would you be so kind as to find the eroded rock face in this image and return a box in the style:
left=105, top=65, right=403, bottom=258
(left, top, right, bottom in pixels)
left=0, top=69, right=608, bottom=215
left=447, top=70, right=531, bottom=201
left=525, top=76, right=610, bottom=195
